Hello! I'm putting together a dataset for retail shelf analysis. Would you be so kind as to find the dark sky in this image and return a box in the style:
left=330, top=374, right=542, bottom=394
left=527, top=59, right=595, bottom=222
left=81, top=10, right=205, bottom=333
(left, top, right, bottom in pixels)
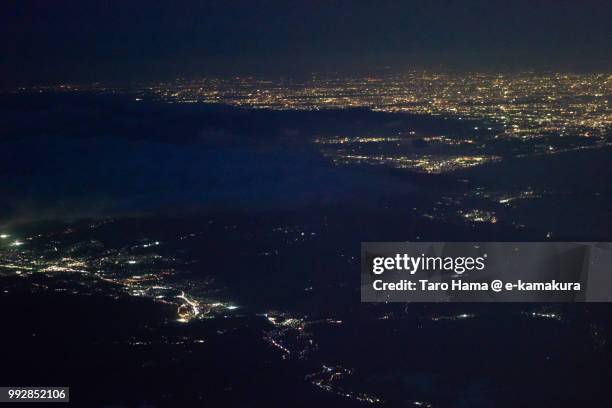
left=1, top=0, right=611, bottom=86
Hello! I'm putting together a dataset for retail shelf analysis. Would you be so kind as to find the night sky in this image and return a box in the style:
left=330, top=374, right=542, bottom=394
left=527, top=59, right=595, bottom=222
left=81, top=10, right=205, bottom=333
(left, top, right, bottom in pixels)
left=1, top=0, right=611, bottom=86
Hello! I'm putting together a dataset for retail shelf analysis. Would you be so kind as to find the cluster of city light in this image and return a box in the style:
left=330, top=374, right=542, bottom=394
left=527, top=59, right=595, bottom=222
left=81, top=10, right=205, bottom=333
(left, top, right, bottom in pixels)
left=141, top=73, right=610, bottom=141
left=24, top=72, right=611, bottom=144
left=421, top=135, right=476, bottom=146
left=430, top=313, right=476, bottom=321
left=497, top=189, right=539, bottom=205
left=305, top=365, right=382, bottom=404
left=18, top=73, right=610, bottom=186
left=260, top=311, right=385, bottom=403
left=138, top=74, right=598, bottom=125
left=262, top=311, right=313, bottom=359
left=329, top=153, right=501, bottom=174
left=0, top=228, right=238, bottom=323
left=527, top=311, right=563, bottom=321
left=457, top=209, right=498, bottom=224
left=313, top=136, right=402, bottom=145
